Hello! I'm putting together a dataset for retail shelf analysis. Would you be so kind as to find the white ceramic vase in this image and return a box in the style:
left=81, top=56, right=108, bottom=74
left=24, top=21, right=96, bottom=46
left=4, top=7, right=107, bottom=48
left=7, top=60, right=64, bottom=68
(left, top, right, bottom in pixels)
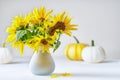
left=0, top=48, right=13, bottom=64
left=29, top=50, right=55, bottom=75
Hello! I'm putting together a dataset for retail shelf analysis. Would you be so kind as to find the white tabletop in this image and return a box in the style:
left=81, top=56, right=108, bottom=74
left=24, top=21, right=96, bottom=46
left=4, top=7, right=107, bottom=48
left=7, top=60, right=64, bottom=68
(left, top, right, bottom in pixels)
left=0, top=57, right=120, bottom=80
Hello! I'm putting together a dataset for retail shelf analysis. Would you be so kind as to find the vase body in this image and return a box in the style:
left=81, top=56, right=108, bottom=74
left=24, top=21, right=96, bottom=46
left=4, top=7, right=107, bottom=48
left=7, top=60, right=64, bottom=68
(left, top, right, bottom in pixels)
left=29, top=50, right=55, bottom=75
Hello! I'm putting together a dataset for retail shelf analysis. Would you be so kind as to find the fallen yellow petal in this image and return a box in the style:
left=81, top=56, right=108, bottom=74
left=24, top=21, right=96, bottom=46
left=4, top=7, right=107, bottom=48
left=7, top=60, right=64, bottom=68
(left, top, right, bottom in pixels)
left=50, top=74, right=59, bottom=78
left=61, top=72, right=72, bottom=77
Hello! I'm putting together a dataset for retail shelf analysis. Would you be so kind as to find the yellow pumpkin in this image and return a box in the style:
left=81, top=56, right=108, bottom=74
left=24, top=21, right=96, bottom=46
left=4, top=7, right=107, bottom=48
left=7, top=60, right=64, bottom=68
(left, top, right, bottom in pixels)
left=65, top=36, right=88, bottom=60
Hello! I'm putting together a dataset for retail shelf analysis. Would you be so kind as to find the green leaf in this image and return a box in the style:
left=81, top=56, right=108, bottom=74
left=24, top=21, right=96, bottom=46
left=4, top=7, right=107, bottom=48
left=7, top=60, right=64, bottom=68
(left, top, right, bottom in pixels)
left=16, top=30, right=26, bottom=41
left=16, top=26, right=25, bottom=31
left=53, top=40, right=61, bottom=52
left=16, top=30, right=32, bottom=42
left=26, top=33, right=31, bottom=39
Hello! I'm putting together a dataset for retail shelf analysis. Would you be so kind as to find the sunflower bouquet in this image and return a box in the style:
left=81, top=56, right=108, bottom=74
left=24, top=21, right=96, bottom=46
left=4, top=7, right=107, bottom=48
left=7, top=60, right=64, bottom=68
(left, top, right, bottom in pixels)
left=6, top=7, right=77, bottom=55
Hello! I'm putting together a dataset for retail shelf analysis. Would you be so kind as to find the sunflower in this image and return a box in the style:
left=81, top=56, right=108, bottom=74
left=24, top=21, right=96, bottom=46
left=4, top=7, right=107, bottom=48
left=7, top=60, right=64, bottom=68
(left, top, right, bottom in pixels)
left=6, top=14, right=31, bottom=55
left=27, top=35, right=56, bottom=53
left=12, top=14, right=31, bottom=28
left=50, top=12, right=78, bottom=36
left=6, top=14, right=31, bottom=42
left=6, top=7, right=78, bottom=55
left=6, top=27, right=25, bottom=55
left=30, top=7, right=53, bottom=25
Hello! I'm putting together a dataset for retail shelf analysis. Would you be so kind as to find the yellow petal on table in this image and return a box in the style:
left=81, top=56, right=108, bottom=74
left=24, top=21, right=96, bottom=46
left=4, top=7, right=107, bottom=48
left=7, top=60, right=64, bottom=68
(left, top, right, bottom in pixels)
left=50, top=74, right=59, bottom=78
left=61, top=72, right=72, bottom=77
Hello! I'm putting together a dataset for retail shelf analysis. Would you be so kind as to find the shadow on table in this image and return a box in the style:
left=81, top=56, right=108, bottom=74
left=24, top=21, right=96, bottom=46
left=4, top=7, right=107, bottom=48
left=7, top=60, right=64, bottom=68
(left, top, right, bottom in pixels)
left=5, top=61, right=29, bottom=64
left=53, top=72, right=120, bottom=78
left=71, top=73, right=120, bottom=78
left=102, top=60, right=120, bottom=63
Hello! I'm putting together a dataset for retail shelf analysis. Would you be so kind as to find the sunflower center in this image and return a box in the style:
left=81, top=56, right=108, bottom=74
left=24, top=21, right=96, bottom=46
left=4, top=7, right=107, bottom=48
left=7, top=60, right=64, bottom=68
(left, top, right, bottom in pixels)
left=49, top=27, right=56, bottom=36
left=40, top=39, right=48, bottom=45
left=49, top=22, right=66, bottom=36
left=39, top=17, right=45, bottom=22
left=54, top=22, right=66, bottom=31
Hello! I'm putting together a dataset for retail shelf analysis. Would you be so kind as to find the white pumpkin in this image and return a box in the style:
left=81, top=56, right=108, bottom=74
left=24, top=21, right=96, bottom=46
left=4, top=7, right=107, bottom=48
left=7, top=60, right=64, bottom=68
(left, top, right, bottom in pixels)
left=0, top=48, right=13, bottom=64
left=82, top=40, right=105, bottom=63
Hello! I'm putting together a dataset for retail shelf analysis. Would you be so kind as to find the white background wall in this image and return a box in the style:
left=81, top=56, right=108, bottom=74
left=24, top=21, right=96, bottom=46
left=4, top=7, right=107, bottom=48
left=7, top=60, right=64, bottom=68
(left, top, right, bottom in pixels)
left=0, top=0, right=120, bottom=59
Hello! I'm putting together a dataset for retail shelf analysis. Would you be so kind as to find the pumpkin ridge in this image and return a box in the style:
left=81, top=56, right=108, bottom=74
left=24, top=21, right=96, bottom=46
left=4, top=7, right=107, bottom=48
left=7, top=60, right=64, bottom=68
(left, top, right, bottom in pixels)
left=66, top=45, right=73, bottom=60
left=75, top=45, right=78, bottom=60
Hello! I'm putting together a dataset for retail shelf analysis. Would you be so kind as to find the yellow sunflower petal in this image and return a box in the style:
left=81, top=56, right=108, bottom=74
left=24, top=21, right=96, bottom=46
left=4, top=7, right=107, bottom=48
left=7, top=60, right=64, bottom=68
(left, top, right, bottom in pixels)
left=41, top=45, right=49, bottom=53
left=39, top=7, right=44, bottom=17
left=6, top=27, right=16, bottom=33
left=70, top=27, right=78, bottom=30
left=33, top=8, right=39, bottom=16
left=64, top=16, right=72, bottom=24
left=70, top=24, right=78, bottom=27
left=50, top=74, right=59, bottom=78
left=42, top=7, right=46, bottom=17
left=61, top=72, right=72, bottom=77
left=20, top=43, right=24, bottom=56
left=46, top=10, right=53, bottom=18
left=6, top=34, right=16, bottom=42
left=24, top=13, right=31, bottom=23
left=60, top=12, right=65, bottom=21
left=63, top=31, right=72, bottom=36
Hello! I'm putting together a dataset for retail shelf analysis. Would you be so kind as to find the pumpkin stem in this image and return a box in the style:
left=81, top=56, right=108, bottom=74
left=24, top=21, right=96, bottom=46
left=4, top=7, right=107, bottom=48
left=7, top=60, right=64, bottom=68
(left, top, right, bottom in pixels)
left=91, top=40, right=94, bottom=46
left=73, top=36, right=80, bottom=43
left=2, top=42, right=6, bottom=48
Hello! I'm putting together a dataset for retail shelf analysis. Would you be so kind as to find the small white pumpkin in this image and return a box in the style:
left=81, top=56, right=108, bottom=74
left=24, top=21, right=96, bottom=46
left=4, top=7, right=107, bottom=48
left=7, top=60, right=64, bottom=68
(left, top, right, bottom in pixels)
left=0, top=43, right=12, bottom=64
left=82, top=40, right=105, bottom=63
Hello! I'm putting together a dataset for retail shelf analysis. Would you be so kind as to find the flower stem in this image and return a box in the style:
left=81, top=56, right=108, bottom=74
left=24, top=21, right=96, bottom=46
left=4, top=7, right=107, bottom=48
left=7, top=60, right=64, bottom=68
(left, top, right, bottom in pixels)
left=73, top=36, right=80, bottom=43
left=91, top=40, right=94, bottom=46
left=2, top=42, right=6, bottom=48
left=58, top=31, right=61, bottom=41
